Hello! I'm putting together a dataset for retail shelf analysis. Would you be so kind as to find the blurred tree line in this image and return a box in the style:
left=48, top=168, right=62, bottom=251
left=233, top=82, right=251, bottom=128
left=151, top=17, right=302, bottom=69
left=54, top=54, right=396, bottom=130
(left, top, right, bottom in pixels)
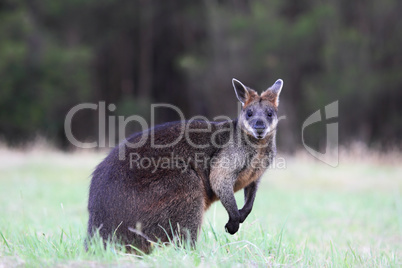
left=0, top=0, right=401, bottom=151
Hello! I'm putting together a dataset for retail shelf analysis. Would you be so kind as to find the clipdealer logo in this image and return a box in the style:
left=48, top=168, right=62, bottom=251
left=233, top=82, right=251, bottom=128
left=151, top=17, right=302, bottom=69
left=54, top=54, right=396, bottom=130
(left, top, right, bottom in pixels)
left=302, top=101, right=339, bottom=167
left=64, top=100, right=339, bottom=166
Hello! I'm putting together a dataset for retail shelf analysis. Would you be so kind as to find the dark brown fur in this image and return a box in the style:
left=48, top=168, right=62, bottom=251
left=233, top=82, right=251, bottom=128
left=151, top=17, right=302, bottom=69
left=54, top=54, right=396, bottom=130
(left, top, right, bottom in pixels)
left=87, top=79, right=283, bottom=253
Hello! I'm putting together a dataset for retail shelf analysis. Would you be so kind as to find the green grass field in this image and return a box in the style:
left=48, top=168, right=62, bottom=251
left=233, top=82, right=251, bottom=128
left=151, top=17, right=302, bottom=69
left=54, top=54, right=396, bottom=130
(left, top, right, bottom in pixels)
left=0, top=148, right=401, bottom=267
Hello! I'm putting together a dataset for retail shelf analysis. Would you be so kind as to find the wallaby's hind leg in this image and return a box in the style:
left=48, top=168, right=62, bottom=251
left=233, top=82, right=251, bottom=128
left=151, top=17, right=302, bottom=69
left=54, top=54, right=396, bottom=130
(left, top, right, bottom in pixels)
left=172, top=172, right=205, bottom=248
left=137, top=171, right=205, bottom=250
left=88, top=167, right=205, bottom=253
left=177, top=196, right=204, bottom=249
left=133, top=197, right=204, bottom=251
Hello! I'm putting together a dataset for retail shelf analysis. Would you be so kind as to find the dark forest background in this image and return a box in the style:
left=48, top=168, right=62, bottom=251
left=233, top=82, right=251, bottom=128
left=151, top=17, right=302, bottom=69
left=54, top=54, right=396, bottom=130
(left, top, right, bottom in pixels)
left=1, top=0, right=401, bottom=152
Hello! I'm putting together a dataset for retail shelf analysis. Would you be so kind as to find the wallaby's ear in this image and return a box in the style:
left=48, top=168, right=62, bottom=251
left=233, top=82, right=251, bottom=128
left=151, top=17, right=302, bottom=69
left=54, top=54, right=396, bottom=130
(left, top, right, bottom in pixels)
left=232, top=78, right=249, bottom=105
left=262, top=79, right=283, bottom=106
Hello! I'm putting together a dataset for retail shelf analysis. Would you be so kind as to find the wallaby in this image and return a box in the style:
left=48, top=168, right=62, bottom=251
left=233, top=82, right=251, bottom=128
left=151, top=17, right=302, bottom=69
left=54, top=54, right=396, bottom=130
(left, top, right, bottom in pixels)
left=87, top=78, right=283, bottom=253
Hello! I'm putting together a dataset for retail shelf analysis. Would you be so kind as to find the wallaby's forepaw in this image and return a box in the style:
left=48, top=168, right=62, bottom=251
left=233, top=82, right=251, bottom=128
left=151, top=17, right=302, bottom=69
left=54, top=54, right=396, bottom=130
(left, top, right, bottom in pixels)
left=225, top=220, right=239, bottom=234
left=238, top=209, right=249, bottom=223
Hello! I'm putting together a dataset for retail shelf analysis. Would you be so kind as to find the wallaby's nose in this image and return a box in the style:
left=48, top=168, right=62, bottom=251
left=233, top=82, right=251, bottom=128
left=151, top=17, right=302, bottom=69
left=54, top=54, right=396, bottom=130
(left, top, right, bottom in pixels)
left=253, top=120, right=265, bottom=130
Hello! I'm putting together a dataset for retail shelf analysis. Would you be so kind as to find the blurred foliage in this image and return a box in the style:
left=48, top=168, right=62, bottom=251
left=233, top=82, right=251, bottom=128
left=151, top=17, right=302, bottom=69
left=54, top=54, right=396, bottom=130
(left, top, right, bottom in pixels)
left=0, top=0, right=401, bottom=150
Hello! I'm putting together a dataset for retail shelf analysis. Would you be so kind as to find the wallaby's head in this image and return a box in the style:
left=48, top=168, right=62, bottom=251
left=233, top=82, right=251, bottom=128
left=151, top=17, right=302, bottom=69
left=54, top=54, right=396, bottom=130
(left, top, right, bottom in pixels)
left=232, top=78, right=283, bottom=139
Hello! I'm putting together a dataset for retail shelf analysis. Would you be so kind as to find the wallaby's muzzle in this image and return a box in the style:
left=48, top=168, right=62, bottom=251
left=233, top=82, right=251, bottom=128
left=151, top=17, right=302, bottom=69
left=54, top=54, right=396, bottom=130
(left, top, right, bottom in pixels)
left=252, top=119, right=266, bottom=137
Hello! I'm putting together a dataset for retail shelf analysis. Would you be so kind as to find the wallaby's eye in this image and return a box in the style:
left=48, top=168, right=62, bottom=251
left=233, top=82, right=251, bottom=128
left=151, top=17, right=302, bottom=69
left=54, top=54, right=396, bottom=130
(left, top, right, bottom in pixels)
left=246, top=109, right=253, bottom=118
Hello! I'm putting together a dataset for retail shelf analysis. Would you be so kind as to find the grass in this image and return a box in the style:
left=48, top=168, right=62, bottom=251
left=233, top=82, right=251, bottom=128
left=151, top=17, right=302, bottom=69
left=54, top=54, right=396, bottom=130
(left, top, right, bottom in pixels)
left=0, top=148, right=401, bottom=267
